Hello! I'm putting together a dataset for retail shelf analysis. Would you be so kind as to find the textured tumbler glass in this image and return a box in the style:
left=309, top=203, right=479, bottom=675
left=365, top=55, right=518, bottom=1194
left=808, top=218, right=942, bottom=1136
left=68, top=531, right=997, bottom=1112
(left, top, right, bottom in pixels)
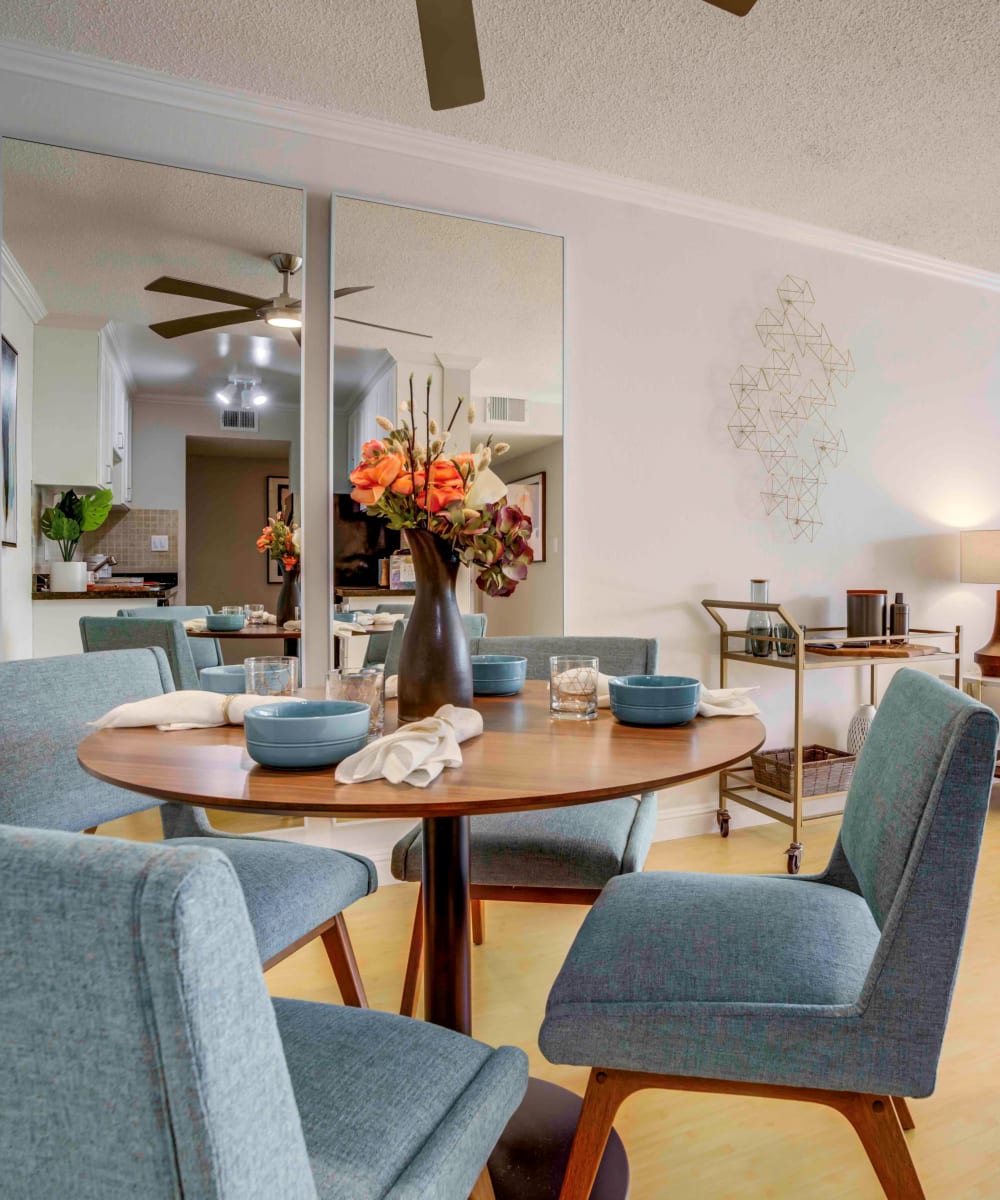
left=326, top=667, right=384, bottom=738
left=245, top=656, right=299, bottom=698
left=549, top=655, right=599, bottom=721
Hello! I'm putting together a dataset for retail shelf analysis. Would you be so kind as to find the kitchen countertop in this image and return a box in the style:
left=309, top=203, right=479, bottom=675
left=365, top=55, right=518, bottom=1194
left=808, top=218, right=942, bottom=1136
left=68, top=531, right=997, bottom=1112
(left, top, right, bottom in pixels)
left=336, top=586, right=415, bottom=598
left=32, top=587, right=176, bottom=601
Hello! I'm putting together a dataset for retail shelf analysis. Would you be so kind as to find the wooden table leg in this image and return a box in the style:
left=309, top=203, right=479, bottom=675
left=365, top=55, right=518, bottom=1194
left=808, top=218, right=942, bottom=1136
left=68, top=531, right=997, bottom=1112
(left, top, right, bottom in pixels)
left=417, top=817, right=628, bottom=1199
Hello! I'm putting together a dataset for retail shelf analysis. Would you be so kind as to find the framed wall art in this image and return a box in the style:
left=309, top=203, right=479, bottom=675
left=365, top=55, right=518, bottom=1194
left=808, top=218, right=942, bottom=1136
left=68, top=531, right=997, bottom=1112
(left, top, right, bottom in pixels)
left=506, top=471, right=545, bottom=563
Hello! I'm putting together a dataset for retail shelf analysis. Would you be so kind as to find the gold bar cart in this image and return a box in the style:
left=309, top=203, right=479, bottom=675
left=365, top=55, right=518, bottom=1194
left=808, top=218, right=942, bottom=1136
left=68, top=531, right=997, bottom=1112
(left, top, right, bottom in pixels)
left=701, top=598, right=962, bottom=873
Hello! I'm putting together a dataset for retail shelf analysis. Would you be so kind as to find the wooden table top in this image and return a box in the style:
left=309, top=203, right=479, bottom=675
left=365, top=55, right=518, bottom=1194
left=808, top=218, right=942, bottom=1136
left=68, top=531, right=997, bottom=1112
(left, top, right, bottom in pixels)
left=77, top=681, right=765, bottom=819
left=188, top=626, right=300, bottom=640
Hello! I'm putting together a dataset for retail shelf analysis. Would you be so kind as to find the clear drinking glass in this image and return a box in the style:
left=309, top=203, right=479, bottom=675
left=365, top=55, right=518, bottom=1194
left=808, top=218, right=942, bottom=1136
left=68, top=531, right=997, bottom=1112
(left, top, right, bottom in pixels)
left=549, top=655, right=599, bottom=721
left=774, top=621, right=796, bottom=657
left=245, top=656, right=299, bottom=697
left=221, top=605, right=244, bottom=616
left=326, top=667, right=384, bottom=738
left=244, top=603, right=266, bottom=625
left=745, top=578, right=773, bottom=658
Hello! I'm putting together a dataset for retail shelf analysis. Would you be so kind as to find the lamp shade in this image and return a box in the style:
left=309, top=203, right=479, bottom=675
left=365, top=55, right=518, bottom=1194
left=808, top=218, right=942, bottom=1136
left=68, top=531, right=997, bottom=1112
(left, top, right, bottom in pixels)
left=960, top=530, right=1000, bottom=584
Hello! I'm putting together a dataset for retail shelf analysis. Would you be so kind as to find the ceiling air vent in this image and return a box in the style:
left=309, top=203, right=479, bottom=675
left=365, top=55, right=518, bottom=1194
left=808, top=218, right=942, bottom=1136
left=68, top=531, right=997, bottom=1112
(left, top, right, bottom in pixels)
left=220, top=409, right=260, bottom=433
left=485, top=395, right=527, bottom=424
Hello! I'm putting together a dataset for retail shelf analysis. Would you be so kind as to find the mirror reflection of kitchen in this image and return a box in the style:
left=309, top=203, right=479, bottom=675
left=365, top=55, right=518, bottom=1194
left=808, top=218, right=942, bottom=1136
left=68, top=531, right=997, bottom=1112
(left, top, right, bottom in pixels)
left=1, top=139, right=303, bottom=662
left=332, top=197, right=563, bottom=659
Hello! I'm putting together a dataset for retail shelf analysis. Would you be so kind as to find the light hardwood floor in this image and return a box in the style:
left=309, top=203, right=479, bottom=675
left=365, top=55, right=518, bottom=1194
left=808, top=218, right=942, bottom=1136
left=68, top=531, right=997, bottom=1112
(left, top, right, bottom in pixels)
left=102, top=806, right=1000, bottom=1198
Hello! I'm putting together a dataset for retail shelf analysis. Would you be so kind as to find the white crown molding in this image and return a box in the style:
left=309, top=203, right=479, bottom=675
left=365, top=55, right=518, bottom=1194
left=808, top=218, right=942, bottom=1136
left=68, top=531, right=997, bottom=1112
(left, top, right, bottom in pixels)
left=435, top=353, right=482, bottom=372
left=0, top=241, right=47, bottom=323
left=1, top=39, right=999, bottom=292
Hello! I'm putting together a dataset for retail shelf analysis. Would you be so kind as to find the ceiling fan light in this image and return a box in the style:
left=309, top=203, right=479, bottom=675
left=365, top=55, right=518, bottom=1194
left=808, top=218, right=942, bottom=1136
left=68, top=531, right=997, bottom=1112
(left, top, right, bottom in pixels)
left=262, top=306, right=303, bottom=329
left=215, top=383, right=236, bottom=405
left=252, top=390, right=269, bottom=406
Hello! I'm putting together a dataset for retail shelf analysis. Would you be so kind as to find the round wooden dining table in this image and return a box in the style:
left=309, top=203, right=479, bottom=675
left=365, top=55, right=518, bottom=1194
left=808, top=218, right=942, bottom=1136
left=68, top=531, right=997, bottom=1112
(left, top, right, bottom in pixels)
left=78, top=680, right=764, bottom=1200
left=188, top=623, right=300, bottom=658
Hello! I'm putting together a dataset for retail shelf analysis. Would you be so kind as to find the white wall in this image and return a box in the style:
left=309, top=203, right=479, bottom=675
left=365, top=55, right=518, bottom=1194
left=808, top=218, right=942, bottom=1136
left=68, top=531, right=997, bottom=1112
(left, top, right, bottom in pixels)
left=131, top=397, right=300, bottom=603
left=2, top=48, right=1000, bottom=836
left=0, top=266, right=36, bottom=659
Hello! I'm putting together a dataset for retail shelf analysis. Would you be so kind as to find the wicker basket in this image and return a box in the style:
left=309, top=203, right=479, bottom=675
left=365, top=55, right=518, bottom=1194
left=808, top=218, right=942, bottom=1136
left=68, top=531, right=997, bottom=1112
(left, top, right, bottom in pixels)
left=751, top=744, right=857, bottom=797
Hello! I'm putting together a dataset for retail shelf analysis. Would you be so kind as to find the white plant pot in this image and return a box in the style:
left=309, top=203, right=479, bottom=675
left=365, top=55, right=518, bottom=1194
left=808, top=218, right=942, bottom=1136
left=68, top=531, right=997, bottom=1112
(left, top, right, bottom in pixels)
left=50, top=560, right=89, bottom=593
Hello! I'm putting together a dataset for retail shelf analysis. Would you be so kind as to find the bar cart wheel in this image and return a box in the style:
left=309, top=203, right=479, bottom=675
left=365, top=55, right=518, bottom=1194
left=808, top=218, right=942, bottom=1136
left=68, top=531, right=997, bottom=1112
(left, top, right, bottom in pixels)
left=786, top=842, right=803, bottom=875
left=716, top=809, right=731, bottom=838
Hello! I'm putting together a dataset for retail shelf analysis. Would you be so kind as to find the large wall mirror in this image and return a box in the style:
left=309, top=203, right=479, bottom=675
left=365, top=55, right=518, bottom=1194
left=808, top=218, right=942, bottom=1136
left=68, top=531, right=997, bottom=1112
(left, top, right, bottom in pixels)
left=332, top=196, right=564, bottom=646
left=2, top=139, right=303, bottom=662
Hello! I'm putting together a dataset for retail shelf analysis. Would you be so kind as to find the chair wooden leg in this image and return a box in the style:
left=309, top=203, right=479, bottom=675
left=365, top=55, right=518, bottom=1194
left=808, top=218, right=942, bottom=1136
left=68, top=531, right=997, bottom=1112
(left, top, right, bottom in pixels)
left=400, top=886, right=424, bottom=1017
left=469, top=1166, right=496, bottom=1200
left=558, top=1069, right=631, bottom=1200
left=892, top=1096, right=916, bottom=1131
left=471, top=897, right=486, bottom=946
left=838, top=1095, right=925, bottom=1199
left=320, top=914, right=368, bottom=1008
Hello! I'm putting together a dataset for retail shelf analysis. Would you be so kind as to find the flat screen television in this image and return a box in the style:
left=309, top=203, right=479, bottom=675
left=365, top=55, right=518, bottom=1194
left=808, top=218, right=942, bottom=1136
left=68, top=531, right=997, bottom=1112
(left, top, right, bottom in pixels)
left=332, top=493, right=401, bottom=588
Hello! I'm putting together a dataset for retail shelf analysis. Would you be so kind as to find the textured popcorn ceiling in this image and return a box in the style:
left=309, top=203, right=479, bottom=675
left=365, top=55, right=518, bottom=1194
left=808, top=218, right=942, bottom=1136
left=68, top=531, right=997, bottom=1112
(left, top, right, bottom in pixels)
left=1, top=1, right=998, bottom=271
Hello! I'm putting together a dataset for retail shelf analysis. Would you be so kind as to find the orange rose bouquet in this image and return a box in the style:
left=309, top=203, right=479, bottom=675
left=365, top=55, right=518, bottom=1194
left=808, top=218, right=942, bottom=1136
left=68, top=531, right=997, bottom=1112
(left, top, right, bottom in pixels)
left=256, top=510, right=300, bottom=572
left=349, top=374, right=533, bottom=597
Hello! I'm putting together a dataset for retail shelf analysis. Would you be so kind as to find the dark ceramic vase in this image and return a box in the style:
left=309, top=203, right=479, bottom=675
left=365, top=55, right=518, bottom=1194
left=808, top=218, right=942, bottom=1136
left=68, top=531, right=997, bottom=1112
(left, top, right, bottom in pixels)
left=275, top=564, right=301, bottom=626
left=397, top=528, right=473, bottom=722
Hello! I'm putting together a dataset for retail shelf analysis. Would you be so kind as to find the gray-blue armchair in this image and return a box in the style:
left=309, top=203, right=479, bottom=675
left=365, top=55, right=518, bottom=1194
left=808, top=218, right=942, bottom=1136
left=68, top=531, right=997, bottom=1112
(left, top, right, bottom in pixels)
left=0, top=649, right=376, bottom=1006
left=0, top=825, right=528, bottom=1199
left=393, top=635, right=659, bottom=1016
left=80, top=614, right=203, bottom=690
left=539, top=669, right=998, bottom=1199
left=118, top=603, right=224, bottom=671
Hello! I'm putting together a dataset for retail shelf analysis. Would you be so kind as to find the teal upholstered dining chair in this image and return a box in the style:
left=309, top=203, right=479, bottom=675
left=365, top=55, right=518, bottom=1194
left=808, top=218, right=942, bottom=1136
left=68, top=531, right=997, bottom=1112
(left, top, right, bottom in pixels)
left=393, top=634, right=659, bottom=1016
left=0, top=826, right=527, bottom=1200
left=539, top=670, right=999, bottom=1200
left=118, top=603, right=224, bottom=673
left=375, top=612, right=488, bottom=678
left=80, top=615, right=202, bottom=690
left=0, top=649, right=376, bottom=1007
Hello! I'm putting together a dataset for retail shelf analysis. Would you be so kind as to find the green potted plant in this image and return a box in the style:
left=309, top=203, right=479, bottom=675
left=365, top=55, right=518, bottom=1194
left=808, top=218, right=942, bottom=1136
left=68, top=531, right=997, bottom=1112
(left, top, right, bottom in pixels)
left=40, top=488, right=114, bottom=592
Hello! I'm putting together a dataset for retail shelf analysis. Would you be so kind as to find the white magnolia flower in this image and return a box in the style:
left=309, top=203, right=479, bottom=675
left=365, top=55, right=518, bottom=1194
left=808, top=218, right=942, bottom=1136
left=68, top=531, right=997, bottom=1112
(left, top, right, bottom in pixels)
left=465, top=467, right=507, bottom=507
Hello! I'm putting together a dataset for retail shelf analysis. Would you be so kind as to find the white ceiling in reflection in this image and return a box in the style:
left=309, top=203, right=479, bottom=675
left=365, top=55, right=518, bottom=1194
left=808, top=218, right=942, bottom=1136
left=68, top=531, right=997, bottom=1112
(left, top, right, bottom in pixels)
left=2, top=141, right=562, bottom=418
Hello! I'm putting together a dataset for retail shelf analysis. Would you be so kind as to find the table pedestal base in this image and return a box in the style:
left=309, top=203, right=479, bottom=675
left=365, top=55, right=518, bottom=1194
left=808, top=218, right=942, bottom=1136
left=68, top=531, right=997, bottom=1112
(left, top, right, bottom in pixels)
left=488, top=1077, right=629, bottom=1200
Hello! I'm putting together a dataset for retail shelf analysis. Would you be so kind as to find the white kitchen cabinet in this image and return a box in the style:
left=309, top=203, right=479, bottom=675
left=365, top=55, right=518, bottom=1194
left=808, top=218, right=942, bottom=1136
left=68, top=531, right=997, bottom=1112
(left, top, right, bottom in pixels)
left=33, top=325, right=132, bottom=505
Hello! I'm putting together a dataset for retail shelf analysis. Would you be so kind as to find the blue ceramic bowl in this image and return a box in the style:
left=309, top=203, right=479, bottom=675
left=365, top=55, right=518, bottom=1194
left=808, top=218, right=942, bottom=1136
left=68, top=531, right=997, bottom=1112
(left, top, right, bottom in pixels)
left=245, top=733, right=368, bottom=770
left=243, top=700, right=370, bottom=745
left=471, top=654, right=528, bottom=697
left=206, top=613, right=245, bottom=632
left=610, top=699, right=699, bottom=727
left=608, top=674, right=700, bottom=707
left=200, top=664, right=247, bottom=695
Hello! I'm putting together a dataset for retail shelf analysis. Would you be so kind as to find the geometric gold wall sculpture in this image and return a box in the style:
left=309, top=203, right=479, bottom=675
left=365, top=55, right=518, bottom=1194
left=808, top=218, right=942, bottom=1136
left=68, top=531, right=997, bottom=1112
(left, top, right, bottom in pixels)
left=728, top=275, right=853, bottom=542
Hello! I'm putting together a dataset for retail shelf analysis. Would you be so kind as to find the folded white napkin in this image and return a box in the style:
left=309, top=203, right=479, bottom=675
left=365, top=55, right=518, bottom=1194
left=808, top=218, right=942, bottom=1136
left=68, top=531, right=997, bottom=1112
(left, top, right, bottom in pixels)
left=334, top=704, right=483, bottom=788
left=283, top=619, right=302, bottom=632
left=183, top=618, right=208, bottom=633
left=698, top=685, right=761, bottom=718
left=91, top=691, right=306, bottom=731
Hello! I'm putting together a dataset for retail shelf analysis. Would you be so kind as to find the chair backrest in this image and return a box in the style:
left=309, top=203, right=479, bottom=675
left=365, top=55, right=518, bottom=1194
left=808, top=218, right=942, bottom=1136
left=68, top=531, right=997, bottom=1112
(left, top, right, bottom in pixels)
left=118, top=605, right=223, bottom=671
left=380, top=613, right=488, bottom=677
left=81, top=616, right=201, bottom=690
left=827, top=670, right=997, bottom=1094
left=0, top=649, right=175, bottom=830
left=0, top=826, right=317, bottom=1200
left=374, top=602, right=415, bottom=614
left=469, top=635, right=658, bottom=681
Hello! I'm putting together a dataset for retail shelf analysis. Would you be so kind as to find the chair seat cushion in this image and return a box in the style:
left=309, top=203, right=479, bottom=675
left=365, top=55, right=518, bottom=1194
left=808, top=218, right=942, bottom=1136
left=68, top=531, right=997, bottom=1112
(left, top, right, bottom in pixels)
left=391, top=796, right=657, bottom=889
left=168, top=836, right=376, bottom=965
left=540, top=871, right=881, bottom=1085
left=274, top=999, right=527, bottom=1200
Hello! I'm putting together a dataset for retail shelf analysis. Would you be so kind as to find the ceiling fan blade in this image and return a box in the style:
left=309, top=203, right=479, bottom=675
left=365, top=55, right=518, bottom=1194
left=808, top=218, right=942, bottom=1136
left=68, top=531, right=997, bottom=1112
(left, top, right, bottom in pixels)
left=145, top=276, right=270, bottom=309
left=702, top=0, right=758, bottom=14
left=415, top=0, right=485, bottom=111
left=335, top=316, right=432, bottom=339
left=334, top=285, right=375, bottom=299
left=149, top=309, right=263, bottom=339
